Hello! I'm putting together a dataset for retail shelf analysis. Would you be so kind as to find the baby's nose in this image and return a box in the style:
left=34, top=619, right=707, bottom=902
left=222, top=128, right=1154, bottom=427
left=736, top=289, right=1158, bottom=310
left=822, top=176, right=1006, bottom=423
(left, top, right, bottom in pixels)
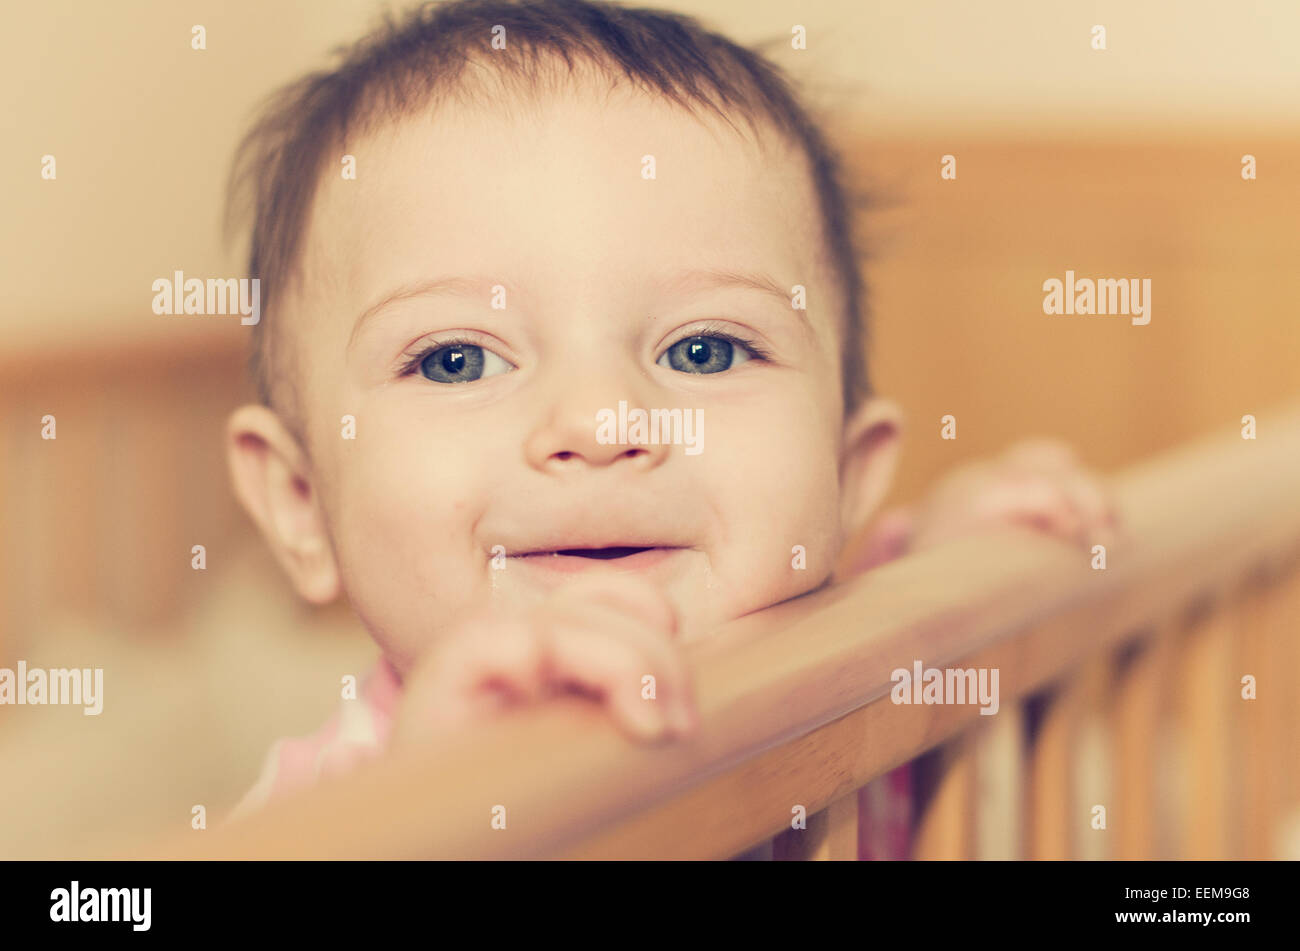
left=525, top=403, right=670, bottom=472
left=522, top=353, right=677, bottom=472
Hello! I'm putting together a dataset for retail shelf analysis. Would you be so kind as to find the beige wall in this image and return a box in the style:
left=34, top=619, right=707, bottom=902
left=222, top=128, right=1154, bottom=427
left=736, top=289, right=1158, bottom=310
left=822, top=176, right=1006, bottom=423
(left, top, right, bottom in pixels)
left=4, top=0, right=1299, bottom=351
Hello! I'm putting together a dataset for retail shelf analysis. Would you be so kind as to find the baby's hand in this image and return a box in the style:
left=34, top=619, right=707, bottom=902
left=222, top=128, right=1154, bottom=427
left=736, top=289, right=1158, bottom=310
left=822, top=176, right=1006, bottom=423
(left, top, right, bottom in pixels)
left=907, top=438, right=1125, bottom=553
left=390, top=574, right=697, bottom=750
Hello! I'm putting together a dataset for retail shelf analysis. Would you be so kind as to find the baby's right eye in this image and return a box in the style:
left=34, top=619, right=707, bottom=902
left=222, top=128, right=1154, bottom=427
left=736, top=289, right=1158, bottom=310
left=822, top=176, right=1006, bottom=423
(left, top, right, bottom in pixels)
left=411, top=343, right=515, bottom=383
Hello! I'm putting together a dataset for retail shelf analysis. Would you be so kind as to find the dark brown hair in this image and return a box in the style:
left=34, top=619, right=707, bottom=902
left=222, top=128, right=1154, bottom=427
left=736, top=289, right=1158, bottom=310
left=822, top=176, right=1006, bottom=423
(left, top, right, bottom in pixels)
left=226, top=0, right=871, bottom=433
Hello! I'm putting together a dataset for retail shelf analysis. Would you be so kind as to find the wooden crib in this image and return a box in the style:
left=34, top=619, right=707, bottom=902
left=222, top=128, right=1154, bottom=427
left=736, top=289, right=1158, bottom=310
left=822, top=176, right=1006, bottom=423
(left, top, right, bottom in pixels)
left=145, top=399, right=1300, bottom=860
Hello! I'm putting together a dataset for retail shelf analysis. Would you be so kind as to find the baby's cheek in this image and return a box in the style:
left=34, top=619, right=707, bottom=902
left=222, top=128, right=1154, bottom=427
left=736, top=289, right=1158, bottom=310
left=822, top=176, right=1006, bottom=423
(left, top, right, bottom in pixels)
left=764, top=429, right=842, bottom=556
left=723, top=446, right=842, bottom=612
left=329, top=446, right=483, bottom=659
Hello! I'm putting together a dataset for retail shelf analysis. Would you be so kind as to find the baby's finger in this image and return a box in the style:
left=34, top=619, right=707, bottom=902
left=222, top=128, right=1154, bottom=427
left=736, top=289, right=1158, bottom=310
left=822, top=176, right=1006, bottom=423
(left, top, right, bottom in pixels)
left=1081, top=477, right=1132, bottom=550
left=974, top=477, right=1086, bottom=544
left=400, top=618, right=549, bottom=735
left=565, top=600, right=697, bottom=732
left=540, top=619, right=684, bottom=742
left=1058, top=470, right=1124, bottom=545
left=449, top=618, right=550, bottom=699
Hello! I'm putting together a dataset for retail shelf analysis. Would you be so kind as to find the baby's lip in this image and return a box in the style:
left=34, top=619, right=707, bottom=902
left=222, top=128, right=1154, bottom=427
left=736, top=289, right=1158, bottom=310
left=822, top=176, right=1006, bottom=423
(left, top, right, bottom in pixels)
left=497, top=526, right=692, bottom=556
left=506, top=546, right=687, bottom=575
left=521, top=545, right=654, bottom=557
left=488, top=510, right=699, bottom=562
left=506, top=543, right=685, bottom=558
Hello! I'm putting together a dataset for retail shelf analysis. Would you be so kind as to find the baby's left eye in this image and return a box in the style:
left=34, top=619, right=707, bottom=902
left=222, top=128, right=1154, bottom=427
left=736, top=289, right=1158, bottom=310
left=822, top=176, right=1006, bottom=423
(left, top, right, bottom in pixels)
left=416, top=344, right=514, bottom=383
left=657, top=335, right=755, bottom=374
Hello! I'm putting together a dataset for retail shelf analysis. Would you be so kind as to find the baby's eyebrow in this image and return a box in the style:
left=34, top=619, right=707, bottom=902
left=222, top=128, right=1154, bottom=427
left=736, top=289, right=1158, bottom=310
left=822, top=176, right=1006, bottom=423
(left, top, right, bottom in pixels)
left=349, top=275, right=494, bottom=349
left=349, top=266, right=810, bottom=348
left=658, top=266, right=807, bottom=323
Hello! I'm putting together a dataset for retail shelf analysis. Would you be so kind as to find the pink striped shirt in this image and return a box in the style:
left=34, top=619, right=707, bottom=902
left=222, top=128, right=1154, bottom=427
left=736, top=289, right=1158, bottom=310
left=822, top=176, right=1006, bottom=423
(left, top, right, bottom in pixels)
left=229, top=658, right=403, bottom=821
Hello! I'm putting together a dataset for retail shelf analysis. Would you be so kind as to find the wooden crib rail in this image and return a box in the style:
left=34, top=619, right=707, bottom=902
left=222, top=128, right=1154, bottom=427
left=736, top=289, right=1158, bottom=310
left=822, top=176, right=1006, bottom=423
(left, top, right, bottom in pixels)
left=142, top=401, right=1300, bottom=860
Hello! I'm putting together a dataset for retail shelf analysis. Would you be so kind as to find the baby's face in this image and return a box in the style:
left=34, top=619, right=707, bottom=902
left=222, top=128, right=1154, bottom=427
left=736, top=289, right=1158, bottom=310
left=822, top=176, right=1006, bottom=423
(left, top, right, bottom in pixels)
left=282, top=85, right=865, bottom=671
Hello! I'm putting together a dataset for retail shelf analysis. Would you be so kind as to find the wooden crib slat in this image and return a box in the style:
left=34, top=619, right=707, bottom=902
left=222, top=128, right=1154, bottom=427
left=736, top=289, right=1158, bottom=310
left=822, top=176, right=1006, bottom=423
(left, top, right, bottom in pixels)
left=1268, top=564, right=1300, bottom=857
left=824, top=792, right=860, bottom=859
left=973, top=702, right=1024, bottom=859
left=1074, top=658, right=1112, bottom=861
left=912, top=736, right=974, bottom=859
left=1177, top=600, right=1234, bottom=859
left=1111, top=629, right=1175, bottom=859
left=772, top=792, right=859, bottom=860
left=1028, top=677, right=1084, bottom=859
left=1236, top=571, right=1275, bottom=858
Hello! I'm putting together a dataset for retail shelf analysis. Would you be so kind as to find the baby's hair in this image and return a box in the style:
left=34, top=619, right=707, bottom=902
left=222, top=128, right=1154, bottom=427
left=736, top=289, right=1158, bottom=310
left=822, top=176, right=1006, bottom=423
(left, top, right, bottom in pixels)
left=226, top=0, right=872, bottom=438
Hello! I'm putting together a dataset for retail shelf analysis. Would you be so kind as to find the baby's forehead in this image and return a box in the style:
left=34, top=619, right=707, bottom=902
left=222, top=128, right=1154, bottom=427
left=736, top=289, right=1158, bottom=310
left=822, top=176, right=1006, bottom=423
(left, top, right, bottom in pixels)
left=297, top=89, right=828, bottom=303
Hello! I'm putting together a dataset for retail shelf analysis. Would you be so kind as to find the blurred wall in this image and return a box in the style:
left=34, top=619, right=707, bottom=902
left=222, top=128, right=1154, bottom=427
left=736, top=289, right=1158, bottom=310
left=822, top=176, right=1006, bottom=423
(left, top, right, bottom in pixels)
left=3, top=0, right=1299, bottom=349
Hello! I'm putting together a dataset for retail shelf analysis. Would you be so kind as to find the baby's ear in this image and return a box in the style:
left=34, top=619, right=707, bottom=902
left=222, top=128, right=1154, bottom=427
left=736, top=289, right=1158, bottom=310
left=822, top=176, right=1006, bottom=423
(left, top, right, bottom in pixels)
left=839, top=397, right=904, bottom=540
left=226, top=405, right=340, bottom=604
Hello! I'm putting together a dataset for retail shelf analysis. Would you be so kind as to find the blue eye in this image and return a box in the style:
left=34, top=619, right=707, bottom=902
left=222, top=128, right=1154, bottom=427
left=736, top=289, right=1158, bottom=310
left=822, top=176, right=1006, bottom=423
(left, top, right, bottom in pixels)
left=416, top=344, right=513, bottom=383
left=657, top=335, right=755, bottom=374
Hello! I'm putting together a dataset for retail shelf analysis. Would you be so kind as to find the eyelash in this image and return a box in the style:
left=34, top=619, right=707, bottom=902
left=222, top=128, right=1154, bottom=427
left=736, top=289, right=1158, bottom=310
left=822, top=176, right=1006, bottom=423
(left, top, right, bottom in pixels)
left=395, top=322, right=773, bottom=377
left=396, top=334, right=492, bottom=377
left=671, top=320, right=773, bottom=363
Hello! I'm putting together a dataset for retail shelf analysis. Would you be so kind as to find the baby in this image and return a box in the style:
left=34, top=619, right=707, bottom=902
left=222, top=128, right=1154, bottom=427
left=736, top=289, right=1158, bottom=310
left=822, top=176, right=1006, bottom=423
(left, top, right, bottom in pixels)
left=223, top=0, right=1121, bottom=848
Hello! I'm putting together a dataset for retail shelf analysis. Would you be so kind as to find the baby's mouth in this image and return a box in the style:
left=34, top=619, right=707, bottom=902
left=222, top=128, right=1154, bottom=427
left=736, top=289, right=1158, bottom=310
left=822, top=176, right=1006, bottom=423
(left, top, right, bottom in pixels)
left=553, top=546, right=653, bottom=560
left=506, top=545, right=687, bottom=576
